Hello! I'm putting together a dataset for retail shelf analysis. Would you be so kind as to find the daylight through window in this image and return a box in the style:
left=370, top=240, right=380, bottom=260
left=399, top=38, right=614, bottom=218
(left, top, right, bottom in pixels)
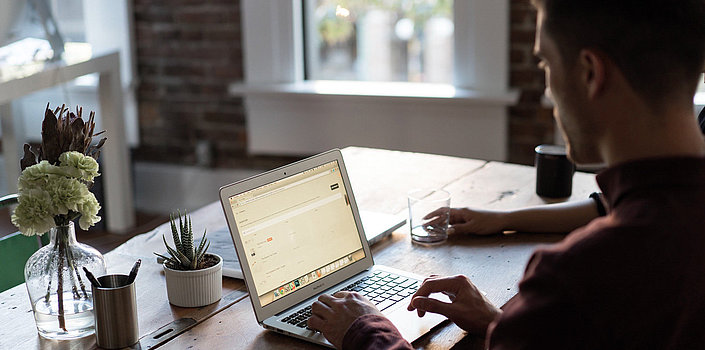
left=304, top=0, right=454, bottom=83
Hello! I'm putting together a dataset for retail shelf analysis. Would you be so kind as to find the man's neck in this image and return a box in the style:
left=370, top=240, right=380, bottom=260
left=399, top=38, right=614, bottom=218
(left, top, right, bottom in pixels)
left=600, top=106, right=705, bottom=166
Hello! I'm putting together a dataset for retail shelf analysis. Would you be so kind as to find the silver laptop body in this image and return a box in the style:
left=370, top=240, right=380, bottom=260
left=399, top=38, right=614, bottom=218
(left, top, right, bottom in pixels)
left=219, top=149, right=446, bottom=347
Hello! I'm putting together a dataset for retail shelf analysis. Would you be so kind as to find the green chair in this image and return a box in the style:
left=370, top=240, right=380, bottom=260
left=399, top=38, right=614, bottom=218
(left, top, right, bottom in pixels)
left=0, top=194, right=50, bottom=292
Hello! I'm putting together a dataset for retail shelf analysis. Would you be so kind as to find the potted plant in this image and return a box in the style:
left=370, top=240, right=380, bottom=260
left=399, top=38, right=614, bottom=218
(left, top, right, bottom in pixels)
left=155, top=211, right=222, bottom=307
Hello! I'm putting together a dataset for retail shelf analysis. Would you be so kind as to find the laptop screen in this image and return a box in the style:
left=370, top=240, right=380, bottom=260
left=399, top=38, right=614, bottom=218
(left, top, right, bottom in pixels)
left=226, top=160, right=366, bottom=307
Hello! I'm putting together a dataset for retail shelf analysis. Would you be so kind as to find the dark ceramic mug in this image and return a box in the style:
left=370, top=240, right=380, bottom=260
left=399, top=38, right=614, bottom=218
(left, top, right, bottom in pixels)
left=535, top=144, right=575, bottom=198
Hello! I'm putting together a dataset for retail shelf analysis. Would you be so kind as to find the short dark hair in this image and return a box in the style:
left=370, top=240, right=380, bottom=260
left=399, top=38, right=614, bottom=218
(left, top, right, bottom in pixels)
left=532, top=0, right=705, bottom=105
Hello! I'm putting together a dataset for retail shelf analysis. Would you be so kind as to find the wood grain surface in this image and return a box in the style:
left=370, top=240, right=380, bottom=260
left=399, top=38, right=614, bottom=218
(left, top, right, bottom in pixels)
left=159, top=147, right=599, bottom=349
left=0, top=201, right=247, bottom=349
left=0, top=147, right=599, bottom=349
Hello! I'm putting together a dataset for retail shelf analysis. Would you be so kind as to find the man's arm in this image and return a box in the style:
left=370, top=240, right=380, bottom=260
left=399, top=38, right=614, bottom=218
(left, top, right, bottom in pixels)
left=341, top=314, right=413, bottom=350
left=486, top=248, right=591, bottom=350
left=308, top=273, right=502, bottom=349
left=425, top=198, right=601, bottom=236
left=308, top=291, right=412, bottom=349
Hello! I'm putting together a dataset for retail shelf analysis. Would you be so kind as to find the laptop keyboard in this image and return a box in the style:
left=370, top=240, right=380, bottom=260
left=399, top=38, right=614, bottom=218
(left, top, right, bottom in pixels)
left=281, top=271, right=420, bottom=330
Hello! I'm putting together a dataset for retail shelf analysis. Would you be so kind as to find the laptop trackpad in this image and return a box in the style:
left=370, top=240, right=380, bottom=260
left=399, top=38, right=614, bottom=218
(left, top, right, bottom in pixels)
left=385, top=296, right=449, bottom=343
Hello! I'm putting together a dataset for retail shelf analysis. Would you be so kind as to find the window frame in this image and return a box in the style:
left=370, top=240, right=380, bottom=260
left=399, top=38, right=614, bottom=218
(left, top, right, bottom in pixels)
left=240, top=0, right=511, bottom=93
left=301, top=0, right=456, bottom=84
left=235, top=0, right=517, bottom=161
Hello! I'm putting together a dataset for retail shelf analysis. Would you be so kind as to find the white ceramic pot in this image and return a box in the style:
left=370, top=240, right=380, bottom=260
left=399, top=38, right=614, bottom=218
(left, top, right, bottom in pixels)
left=163, top=253, right=223, bottom=307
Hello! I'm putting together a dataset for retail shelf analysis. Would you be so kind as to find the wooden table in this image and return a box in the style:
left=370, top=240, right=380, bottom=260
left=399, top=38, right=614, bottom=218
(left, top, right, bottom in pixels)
left=0, top=147, right=599, bottom=349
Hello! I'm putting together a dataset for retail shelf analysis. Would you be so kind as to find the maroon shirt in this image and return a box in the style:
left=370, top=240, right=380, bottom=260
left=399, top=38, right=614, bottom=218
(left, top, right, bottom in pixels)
left=344, top=156, right=705, bottom=349
left=342, top=314, right=413, bottom=350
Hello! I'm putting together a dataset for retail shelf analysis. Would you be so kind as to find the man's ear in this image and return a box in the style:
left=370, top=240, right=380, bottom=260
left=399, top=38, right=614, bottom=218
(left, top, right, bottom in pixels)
left=578, top=49, right=606, bottom=100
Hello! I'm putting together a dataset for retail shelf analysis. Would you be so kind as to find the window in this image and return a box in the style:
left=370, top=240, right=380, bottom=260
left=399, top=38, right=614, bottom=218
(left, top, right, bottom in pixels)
left=0, top=0, right=138, bottom=145
left=237, top=0, right=515, bottom=161
left=240, top=0, right=510, bottom=92
left=303, top=0, right=453, bottom=83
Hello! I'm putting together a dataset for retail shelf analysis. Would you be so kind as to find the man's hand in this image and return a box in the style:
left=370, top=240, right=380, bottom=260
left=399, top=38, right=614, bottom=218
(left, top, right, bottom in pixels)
left=308, top=291, right=384, bottom=349
left=425, top=207, right=506, bottom=235
left=407, top=275, right=501, bottom=336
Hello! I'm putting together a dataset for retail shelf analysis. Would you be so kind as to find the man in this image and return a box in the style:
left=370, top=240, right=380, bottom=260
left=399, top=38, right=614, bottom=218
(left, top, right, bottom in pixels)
left=308, top=0, right=705, bottom=348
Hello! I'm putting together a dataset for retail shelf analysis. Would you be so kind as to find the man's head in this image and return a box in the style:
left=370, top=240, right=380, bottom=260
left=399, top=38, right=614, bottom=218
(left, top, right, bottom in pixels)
left=532, top=0, right=705, bottom=164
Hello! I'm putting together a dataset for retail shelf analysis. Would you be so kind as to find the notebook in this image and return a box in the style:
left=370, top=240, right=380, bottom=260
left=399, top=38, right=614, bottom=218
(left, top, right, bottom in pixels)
left=218, top=149, right=446, bottom=348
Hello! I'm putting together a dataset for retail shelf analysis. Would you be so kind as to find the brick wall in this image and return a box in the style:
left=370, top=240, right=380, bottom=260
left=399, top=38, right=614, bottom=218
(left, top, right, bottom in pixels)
left=132, top=0, right=549, bottom=167
left=133, top=0, right=253, bottom=168
left=508, top=0, right=554, bottom=165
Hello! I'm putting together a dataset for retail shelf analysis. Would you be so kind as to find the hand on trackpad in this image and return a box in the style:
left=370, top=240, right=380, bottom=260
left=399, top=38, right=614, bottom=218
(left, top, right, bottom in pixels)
left=405, top=275, right=501, bottom=335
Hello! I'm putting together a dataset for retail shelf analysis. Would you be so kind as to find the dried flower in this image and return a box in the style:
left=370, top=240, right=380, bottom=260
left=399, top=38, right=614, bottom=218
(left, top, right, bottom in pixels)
left=20, top=103, right=106, bottom=171
left=12, top=104, right=107, bottom=235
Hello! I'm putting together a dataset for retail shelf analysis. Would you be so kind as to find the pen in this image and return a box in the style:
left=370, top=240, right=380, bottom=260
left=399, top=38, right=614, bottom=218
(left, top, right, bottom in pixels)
left=83, top=266, right=102, bottom=288
left=127, top=259, right=142, bottom=284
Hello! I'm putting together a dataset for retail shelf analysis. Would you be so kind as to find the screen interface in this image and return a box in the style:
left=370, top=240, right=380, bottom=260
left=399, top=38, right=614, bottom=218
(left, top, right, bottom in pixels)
left=228, top=160, right=365, bottom=307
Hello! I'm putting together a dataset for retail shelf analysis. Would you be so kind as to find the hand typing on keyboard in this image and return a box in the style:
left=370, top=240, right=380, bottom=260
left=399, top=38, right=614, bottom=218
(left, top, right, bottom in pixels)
left=305, top=271, right=421, bottom=348
left=307, top=291, right=382, bottom=349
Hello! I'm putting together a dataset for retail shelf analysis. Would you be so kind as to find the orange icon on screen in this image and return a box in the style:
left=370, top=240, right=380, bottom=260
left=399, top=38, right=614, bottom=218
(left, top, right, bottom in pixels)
left=267, top=237, right=273, bottom=242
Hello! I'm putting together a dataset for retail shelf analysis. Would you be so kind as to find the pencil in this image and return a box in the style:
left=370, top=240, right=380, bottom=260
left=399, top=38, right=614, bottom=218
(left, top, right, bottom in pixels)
left=127, top=259, right=142, bottom=284
left=83, top=266, right=102, bottom=288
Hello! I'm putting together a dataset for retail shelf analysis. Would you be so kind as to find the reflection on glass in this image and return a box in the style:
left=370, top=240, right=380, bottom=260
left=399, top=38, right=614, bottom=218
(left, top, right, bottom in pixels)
left=304, top=0, right=454, bottom=84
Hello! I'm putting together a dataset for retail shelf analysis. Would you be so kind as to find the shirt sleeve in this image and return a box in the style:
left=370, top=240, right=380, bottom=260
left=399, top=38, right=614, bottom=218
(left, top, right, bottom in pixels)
left=486, top=248, right=597, bottom=350
left=342, top=314, right=413, bottom=350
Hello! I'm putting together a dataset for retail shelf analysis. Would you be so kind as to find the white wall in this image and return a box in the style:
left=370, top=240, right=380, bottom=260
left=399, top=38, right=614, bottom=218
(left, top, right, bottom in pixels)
left=238, top=0, right=516, bottom=161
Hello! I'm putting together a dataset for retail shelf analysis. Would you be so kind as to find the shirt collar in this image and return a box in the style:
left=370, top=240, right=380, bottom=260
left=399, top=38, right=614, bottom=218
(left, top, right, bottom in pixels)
left=596, top=156, right=705, bottom=209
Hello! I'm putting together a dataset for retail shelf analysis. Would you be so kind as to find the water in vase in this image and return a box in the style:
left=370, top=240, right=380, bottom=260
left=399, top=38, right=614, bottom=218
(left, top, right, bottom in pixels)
left=32, top=291, right=95, bottom=339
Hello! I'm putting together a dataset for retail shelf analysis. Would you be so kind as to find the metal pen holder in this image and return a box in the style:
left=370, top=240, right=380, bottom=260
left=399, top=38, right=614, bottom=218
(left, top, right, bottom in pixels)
left=92, top=274, right=139, bottom=349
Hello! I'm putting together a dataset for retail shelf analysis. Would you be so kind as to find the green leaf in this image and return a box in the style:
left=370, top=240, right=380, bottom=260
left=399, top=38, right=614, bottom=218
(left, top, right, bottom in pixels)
left=169, top=213, right=182, bottom=252
left=174, top=248, right=192, bottom=269
left=190, top=254, right=198, bottom=269
left=154, top=252, right=171, bottom=261
left=163, top=210, right=208, bottom=270
left=196, top=241, right=210, bottom=263
left=195, top=229, right=208, bottom=257
left=180, top=210, right=186, bottom=242
left=181, top=213, right=194, bottom=261
left=154, top=252, right=178, bottom=267
left=162, top=235, right=179, bottom=261
left=163, top=238, right=192, bottom=269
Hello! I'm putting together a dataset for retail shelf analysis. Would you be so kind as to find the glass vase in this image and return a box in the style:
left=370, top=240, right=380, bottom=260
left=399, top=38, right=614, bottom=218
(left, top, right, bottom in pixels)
left=24, top=222, right=106, bottom=340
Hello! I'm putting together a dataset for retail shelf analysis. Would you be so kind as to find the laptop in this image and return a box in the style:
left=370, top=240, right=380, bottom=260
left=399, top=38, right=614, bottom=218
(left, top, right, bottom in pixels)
left=158, top=212, right=403, bottom=280
left=360, top=210, right=405, bottom=245
left=218, top=149, right=447, bottom=347
left=194, top=211, right=403, bottom=280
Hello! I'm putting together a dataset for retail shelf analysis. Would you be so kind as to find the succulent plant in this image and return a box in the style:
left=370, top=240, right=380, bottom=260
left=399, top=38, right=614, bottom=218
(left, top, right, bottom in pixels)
left=155, top=211, right=210, bottom=270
